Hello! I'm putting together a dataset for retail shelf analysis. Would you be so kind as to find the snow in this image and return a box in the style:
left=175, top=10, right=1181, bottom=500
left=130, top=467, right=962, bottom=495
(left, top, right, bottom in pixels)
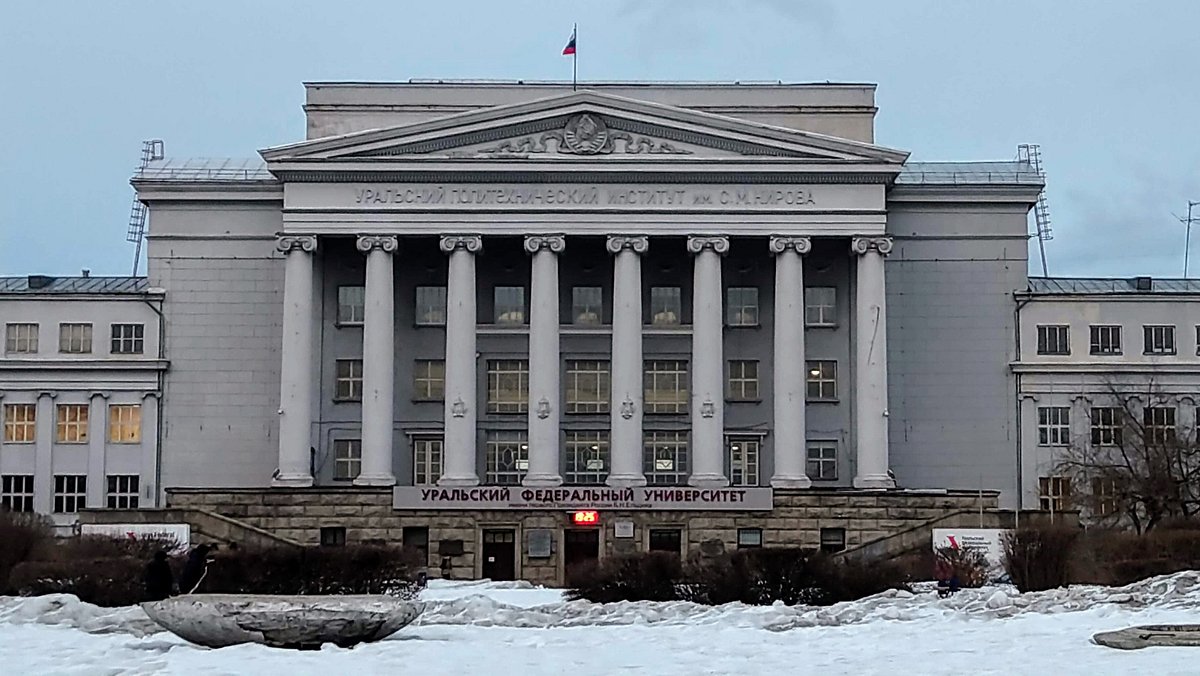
left=4, top=574, right=1200, bottom=675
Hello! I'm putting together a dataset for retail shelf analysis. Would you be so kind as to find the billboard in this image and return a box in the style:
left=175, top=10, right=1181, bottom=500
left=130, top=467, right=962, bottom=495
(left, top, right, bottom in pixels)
left=79, top=523, right=191, bottom=552
left=932, top=528, right=1008, bottom=580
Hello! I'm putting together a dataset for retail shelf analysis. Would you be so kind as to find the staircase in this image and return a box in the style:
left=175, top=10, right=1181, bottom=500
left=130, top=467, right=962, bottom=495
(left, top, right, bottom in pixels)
left=833, top=510, right=1004, bottom=564
left=78, top=508, right=303, bottom=549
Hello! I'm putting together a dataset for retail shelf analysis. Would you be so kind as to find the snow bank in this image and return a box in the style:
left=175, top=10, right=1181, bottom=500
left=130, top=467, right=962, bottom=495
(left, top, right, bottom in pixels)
left=0, top=594, right=161, bottom=637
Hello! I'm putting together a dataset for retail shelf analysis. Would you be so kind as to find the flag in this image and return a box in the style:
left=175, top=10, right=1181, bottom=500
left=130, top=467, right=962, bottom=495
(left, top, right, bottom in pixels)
left=562, top=28, right=576, bottom=56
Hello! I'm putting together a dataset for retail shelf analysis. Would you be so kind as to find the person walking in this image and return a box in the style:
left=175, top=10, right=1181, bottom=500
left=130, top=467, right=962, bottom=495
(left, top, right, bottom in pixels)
left=178, top=544, right=215, bottom=595
left=143, top=550, right=175, bottom=601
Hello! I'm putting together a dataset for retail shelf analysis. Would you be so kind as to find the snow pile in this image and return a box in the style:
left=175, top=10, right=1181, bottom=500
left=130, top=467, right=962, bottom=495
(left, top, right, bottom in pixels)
left=0, top=594, right=161, bottom=637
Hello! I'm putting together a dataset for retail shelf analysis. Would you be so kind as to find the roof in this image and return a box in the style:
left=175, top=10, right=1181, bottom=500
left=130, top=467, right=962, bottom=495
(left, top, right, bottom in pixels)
left=135, top=157, right=273, bottom=182
left=0, top=276, right=151, bottom=295
left=897, top=161, right=1045, bottom=186
left=1026, top=277, right=1200, bottom=295
left=307, top=79, right=875, bottom=88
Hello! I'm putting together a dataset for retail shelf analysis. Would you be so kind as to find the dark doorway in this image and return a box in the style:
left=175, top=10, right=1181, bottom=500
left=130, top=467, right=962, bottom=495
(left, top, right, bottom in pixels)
left=563, top=528, right=601, bottom=585
left=648, top=528, right=683, bottom=555
left=481, top=529, right=516, bottom=581
left=403, top=526, right=430, bottom=566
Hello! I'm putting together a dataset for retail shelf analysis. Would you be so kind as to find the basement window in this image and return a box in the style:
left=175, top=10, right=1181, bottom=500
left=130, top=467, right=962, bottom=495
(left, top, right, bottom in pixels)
left=320, top=526, right=346, bottom=547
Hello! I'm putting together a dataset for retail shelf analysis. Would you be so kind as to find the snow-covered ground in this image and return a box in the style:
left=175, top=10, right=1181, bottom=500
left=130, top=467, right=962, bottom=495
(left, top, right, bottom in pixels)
left=3, top=574, right=1200, bottom=675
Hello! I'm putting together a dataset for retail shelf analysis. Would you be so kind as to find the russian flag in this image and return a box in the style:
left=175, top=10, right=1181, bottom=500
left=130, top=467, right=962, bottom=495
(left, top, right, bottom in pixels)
left=562, top=28, right=576, bottom=56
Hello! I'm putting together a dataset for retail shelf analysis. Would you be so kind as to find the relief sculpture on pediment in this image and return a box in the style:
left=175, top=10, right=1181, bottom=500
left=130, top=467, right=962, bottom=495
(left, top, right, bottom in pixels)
left=476, top=114, right=693, bottom=156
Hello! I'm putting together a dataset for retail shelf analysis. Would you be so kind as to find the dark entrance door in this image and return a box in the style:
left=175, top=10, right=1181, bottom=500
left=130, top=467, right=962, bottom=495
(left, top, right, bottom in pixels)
left=563, top=528, right=601, bottom=585
left=481, top=529, right=516, bottom=581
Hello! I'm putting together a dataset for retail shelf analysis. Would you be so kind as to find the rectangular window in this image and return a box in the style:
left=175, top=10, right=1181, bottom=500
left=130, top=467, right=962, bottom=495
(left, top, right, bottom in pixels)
left=110, top=323, right=144, bottom=355
left=56, top=404, right=89, bottom=443
left=726, top=287, right=759, bottom=327
left=320, top=526, right=347, bottom=547
left=644, top=360, right=688, bottom=414
left=487, top=360, right=529, bottom=413
left=806, top=441, right=838, bottom=481
left=820, top=527, right=846, bottom=553
left=727, top=360, right=759, bottom=401
left=565, top=360, right=610, bottom=413
left=3, top=404, right=36, bottom=443
left=1037, top=406, right=1071, bottom=446
left=106, top=475, right=140, bottom=509
left=648, top=528, right=682, bottom=554
left=1089, top=325, right=1122, bottom=355
left=564, top=431, right=609, bottom=485
left=650, top=287, right=682, bottom=326
left=644, top=431, right=688, bottom=486
left=1036, top=325, right=1070, bottom=355
left=335, top=359, right=364, bottom=402
left=1090, top=407, right=1123, bottom=446
left=805, top=287, right=837, bottom=327
left=1, top=475, right=35, bottom=513
left=485, top=430, right=528, bottom=485
left=1092, top=477, right=1119, bottom=517
left=53, top=475, right=86, bottom=513
left=58, top=322, right=93, bottom=354
left=413, top=360, right=446, bottom=401
left=572, top=286, right=603, bottom=325
left=727, top=436, right=760, bottom=487
left=1144, top=406, right=1176, bottom=444
left=1196, top=326, right=1200, bottom=356
left=1144, top=325, right=1176, bottom=355
left=337, top=286, right=365, bottom=325
left=494, top=286, right=526, bottom=325
left=5, top=323, right=38, bottom=354
left=415, top=286, right=448, bottom=326
left=1038, top=476, right=1071, bottom=512
left=806, top=360, right=837, bottom=401
left=736, top=528, right=763, bottom=549
left=413, top=436, right=444, bottom=486
left=108, top=404, right=141, bottom=443
left=333, top=439, right=361, bottom=481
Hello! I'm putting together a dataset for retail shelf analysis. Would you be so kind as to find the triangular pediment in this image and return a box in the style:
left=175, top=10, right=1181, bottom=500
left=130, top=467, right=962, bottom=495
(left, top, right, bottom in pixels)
left=261, top=90, right=909, bottom=165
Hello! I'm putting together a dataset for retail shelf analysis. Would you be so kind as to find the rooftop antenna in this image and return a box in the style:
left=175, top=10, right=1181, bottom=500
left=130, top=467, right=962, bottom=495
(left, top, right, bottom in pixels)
left=1175, top=201, right=1200, bottom=277
left=127, top=139, right=164, bottom=276
left=1017, top=144, right=1053, bottom=276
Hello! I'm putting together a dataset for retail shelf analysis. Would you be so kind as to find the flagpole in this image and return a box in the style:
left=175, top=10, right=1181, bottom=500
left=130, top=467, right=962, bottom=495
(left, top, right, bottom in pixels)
left=572, top=23, right=578, bottom=91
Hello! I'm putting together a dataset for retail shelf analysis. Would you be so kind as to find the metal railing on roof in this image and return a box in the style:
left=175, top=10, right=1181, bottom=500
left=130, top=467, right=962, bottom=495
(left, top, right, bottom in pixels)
left=134, top=158, right=273, bottom=182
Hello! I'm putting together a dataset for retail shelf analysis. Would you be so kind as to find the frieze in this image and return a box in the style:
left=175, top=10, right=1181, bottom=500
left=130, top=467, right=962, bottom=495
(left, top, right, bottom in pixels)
left=393, top=485, right=774, bottom=511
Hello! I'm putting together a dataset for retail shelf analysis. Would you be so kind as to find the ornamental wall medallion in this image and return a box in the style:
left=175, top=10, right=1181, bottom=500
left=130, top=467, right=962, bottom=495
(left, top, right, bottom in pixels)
left=620, top=398, right=636, bottom=420
left=562, top=114, right=609, bottom=154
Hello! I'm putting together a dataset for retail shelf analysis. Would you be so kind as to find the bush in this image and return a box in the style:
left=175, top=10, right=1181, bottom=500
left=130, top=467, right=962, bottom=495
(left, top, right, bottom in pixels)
left=564, top=552, right=683, bottom=603
left=807, top=555, right=912, bottom=605
left=8, top=557, right=148, bottom=607
left=202, top=544, right=423, bottom=598
left=31, top=534, right=181, bottom=563
left=1072, top=528, right=1200, bottom=586
left=1002, top=526, right=1078, bottom=592
left=0, top=511, right=52, bottom=593
left=935, top=546, right=989, bottom=588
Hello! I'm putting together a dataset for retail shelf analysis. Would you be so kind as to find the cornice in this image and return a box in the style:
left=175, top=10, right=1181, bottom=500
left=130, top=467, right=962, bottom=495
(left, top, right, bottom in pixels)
left=1011, top=362, right=1200, bottom=375
left=0, top=359, right=170, bottom=372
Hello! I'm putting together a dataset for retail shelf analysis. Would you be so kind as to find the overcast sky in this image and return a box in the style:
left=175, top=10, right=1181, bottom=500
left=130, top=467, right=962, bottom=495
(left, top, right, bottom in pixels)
left=1, top=0, right=1197, bottom=278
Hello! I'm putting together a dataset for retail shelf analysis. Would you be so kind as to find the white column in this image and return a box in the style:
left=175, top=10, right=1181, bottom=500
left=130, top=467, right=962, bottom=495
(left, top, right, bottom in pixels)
left=273, top=235, right=317, bottom=487
left=140, top=392, right=160, bottom=507
left=687, top=236, right=729, bottom=488
left=34, top=391, right=56, bottom=514
left=769, top=236, right=813, bottom=488
left=523, top=235, right=566, bottom=487
left=355, top=235, right=399, bottom=486
left=439, top=235, right=483, bottom=486
left=851, top=236, right=895, bottom=489
left=85, top=391, right=109, bottom=508
left=606, top=236, right=649, bottom=487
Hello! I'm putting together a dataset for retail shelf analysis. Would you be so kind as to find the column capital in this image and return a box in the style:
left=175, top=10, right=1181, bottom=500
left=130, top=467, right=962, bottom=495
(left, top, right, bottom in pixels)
left=850, top=236, right=893, bottom=256
left=88, top=390, right=111, bottom=400
left=687, top=236, right=729, bottom=255
left=440, top=235, right=483, bottom=254
left=524, top=234, right=566, bottom=254
left=606, top=235, right=649, bottom=255
left=276, top=235, right=317, bottom=254
left=37, top=391, right=58, bottom=400
left=769, top=236, right=812, bottom=255
left=357, top=235, right=399, bottom=253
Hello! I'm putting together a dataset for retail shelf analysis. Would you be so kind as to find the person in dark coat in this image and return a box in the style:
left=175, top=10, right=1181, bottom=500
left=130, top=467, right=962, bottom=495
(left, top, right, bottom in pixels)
left=178, top=544, right=215, bottom=594
left=143, top=550, right=175, bottom=601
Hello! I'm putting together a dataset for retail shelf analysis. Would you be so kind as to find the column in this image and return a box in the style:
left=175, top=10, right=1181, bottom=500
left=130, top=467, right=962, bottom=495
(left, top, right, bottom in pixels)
left=769, top=236, right=813, bottom=488
left=523, top=234, right=566, bottom=486
left=34, top=391, right=56, bottom=514
left=851, top=236, right=895, bottom=489
left=140, top=392, right=160, bottom=507
left=355, top=235, right=399, bottom=486
left=85, top=391, right=109, bottom=508
left=273, top=235, right=317, bottom=487
left=439, top=235, right=483, bottom=486
left=606, top=236, right=649, bottom=487
left=687, top=236, right=729, bottom=488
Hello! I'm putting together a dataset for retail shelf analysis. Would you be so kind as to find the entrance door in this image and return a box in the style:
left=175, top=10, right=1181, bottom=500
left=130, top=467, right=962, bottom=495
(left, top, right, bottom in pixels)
left=481, top=529, right=516, bottom=581
left=563, top=528, right=601, bottom=585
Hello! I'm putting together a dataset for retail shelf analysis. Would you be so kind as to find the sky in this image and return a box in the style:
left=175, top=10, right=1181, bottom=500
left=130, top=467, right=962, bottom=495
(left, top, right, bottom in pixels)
left=1, top=0, right=1197, bottom=278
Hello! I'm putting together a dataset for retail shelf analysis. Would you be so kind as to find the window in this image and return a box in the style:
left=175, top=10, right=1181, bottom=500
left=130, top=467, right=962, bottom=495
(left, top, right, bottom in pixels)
left=3, top=404, right=36, bottom=443
left=727, top=360, right=759, bottom=401
left=413, top=437, right=444, bottom=485
left=566, top=360, right=609, bottom=413
left=1092, top=477, right=1119, bottom=517
left=1196, top=326, right=1200, bottom=355
left=414, top=286, right=447, bottom=326
left=1037, top=406, right=1071, bottom=446
left=644, top=360, right=688, bottom=414
left=728, top=436, right=760, bottom=487
left=806, top=441, right=838, bottom=481
left=485, top=431, right=528, bottom=485
left=1144, top=406, right=1176, bottom=444
left=106, top=475, right=139, bottom=509
left=335, top=359, right=364, bottom=401
left=726, top=287, right=759, bottom=327
left=494, top=286, right=526, bottom=325
left=650, top=287, right=682, bottom=326
left=1089, top=407, right=1123, bottom=446
left=1038, top=476, right=1071, bottom=512
left=806, top=361, right=837, bottom=401
left=320, top=526, right=347, bottom=547
left=108, top=404, right=141, bottom=443
left=572, top=286, right=603, bottom=325
left=1089, top=325, right=1122, bottom=355
left=644, top=431, right=688, bottom=485
left=5, top=323, right=38, bottom=354
left=333, top=439, right=361, bottom=481
left=56, top=404, right=89, bottom=443
left=487, top=360, right=529, bottom=413
left=110, top=323, right=144, bottom=355
left=59, top=322, right=93, bottom=354
left=1144, top=325, right=1176, bottom=355
left=564, top=431, right=609, bottom=485
left=805, top=287, right=837, bottom=327
left=1036, top=325, right=1069, bottom=355
left=737, top=528, right=763, bottom=550
left=53, top=475, right=86, bottom=513
left=413, top=360, right=446, bottom=401
left=1, top=475, right=35, bottom=513
left=337, top=286, right=365, bottom=324
left=819, top=527, right=846, bottom=553
left=648, top=528, right=682, bottom=554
